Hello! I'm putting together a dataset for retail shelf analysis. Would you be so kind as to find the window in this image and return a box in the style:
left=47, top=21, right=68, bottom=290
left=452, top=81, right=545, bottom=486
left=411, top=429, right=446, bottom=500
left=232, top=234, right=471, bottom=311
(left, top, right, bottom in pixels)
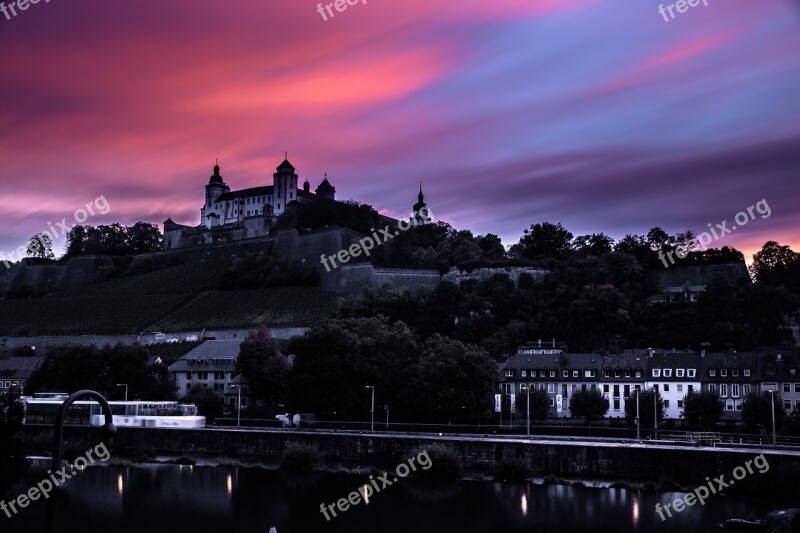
left=678, top=400, right=684, bottom=408
left=688, top=369, right=696, bottom=378
left=720, top=384, right=728, bottom=397
left=549, top=370, right=556, bottom=378
left=585, top=370, right=596, bottom=378
left=572, top=370, right=579, bottom=378
left=549, top=398, right=555, bottom=406
left=766, top=368, right=776, bottom=377
left=624, top=385, right=630, bottom=398
left=613, top=399, right=620, bottom=411
left=635, top=370, right=642, bottom=378
left=664, top=384, right=670, bottom=392
left=603, top=384, right=610, bottom=394
left=676, top=369, right=685, bottom=378
left=613, top=385, right=620, bottom=397
left=625, top=370, right=631, bottom=378
left=563, top=370, right=569, bottom=378
left=664, top=400, right=670, bottom=408
left=652, top=369, right=661, bottom=377
left=688, top=385, right=694, bottom=393
left=664, top=369, right=672, bottom=377
left=503, top=384, right=514, bottom=395
left=744, top=369, right=751, bottom=377
left=521, top=370, right=527, bottom=378
left=795, top=384, right=800, bottom=393
left=614, top=370, right=621, bottom=378
left=708, top=383, right=716, bottom=393
left=785, top=400, right=792, bottom=410
left=726, top=400, right=734, bottom=411
left=505, top=369, right=515, bottom=377
left=603, top=369, right=611, bottom=378
left=744, top=384, right=751, bottom=395
left=732, top=384, right=740, bottom=397
left=548, top=384, right=555, bottom=393
left=677, top=384, right=683, bottom=392
left=784, top=383, right=791, bottom=393
left=732, top=369, right=739, bottom=377
left=198, top=372, right=208, bottom=380
left=720, top=369, right=728, bottom=377
left=791, top=368, right=797, bottom=376
left=709, top=369, right=716, bottom=377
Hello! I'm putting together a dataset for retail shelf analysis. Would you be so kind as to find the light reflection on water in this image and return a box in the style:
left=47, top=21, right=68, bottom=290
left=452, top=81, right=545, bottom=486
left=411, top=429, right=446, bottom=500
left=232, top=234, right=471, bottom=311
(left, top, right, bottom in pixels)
left=2, top=464, right=777, bottom=533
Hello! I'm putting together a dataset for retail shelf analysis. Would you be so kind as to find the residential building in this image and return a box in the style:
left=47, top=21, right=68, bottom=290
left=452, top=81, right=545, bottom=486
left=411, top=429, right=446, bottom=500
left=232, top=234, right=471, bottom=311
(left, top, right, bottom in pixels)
left=0, top=356, right=44, bottom=394
left=168, top=340, right=242, bottom=397
left=645, top=351, right=702, bottom=419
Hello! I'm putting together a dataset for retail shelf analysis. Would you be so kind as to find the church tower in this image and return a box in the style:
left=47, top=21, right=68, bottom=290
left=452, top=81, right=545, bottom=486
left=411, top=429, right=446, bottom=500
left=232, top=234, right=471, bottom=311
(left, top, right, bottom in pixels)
left=273, top=157, right=298, bottom=215
left=412, top=182, right=432, bottom=224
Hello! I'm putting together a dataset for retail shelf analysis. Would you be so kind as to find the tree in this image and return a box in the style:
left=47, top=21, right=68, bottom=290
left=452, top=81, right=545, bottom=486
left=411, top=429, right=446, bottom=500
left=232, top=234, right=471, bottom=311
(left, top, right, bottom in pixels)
left=569, top=388, right=609, bottom=424
left=181, top=384, right=223, bottom=423
left=683, top=389, right=724, bottom=427
left=127, top=221, right=163, bottom=254
left=750, top=241, right=799, bottom=286
left=572, top=233, right=614, bottom=256
left=624, top=388, right=664, bottom=429
left=406, top=335, right=497, bottom=423
left=515, top=387, right=550, bottom=421
left=742, top=391, right=786, bottom=433
left=510, top=222, right=573, bottom=260
left=26, top=233, right=55, bottom=259
left=236, top=327, right=288, bottom=405
left=477, top=233, right=506, bottom=261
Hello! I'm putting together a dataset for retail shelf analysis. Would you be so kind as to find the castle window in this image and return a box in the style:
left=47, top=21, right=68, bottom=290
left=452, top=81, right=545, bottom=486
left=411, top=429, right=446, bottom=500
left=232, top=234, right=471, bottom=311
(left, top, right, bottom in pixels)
left=290, top=193, right=294, bottom=199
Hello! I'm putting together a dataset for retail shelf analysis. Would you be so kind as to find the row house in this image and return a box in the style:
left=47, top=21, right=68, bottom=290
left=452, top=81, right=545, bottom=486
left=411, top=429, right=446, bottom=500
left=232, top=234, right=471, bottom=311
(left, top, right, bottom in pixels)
left=645, top=352, right=702, bottom=419
left=498, top=344, right=800, bottom=421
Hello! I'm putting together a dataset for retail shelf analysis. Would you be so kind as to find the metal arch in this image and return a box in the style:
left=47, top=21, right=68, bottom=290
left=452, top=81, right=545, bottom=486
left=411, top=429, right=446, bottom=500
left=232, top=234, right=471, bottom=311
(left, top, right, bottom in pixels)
left=51, top=390, right=116, bottom=473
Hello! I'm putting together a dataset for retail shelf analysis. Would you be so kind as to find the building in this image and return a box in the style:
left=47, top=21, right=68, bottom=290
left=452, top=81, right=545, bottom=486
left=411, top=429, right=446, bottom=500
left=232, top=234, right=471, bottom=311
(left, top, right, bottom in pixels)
left=645, top=351, right=702, bottom=419
left=168, top=340, right=242, bottom=397
left=0, top=356, right=44, bottom=394
left=497, top=343, right=800, bottom=423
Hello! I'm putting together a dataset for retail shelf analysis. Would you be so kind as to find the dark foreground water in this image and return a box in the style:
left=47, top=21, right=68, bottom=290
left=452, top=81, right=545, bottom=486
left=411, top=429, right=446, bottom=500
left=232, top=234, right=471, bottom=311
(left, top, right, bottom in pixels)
left=1, top=462, right=779, bottom=533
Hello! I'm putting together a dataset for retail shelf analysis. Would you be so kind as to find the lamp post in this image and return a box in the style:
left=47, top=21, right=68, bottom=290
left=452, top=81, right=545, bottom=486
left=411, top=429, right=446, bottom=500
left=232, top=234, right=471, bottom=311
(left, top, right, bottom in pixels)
left=365, top=386, right=375, bottom=432
left=385, top=404, right=390, bottom=430
left=768, top=389, right=776, bottom=447
left=635, top=388, right=641, bottom=440
left=116, top=383, right=128, bottom=402
left=653, top=388, right=658, bottom=440
left=520, top=385, right=531, bottom=436
left=230, top=384, right=241, bottom=427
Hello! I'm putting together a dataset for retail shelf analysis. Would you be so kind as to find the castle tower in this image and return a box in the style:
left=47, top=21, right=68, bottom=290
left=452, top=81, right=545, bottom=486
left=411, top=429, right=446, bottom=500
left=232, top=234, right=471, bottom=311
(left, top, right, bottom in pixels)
left=273, top=157, right=298, bottom=214
left=202, top=162, right=229, bottom=228
left=315, top=173, right=336, bottom=201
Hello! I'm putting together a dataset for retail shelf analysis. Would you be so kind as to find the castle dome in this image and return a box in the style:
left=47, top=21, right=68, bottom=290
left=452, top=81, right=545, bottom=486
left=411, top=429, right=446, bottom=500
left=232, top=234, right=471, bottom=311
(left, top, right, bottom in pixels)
left=209, top=163, right=224, bottom=185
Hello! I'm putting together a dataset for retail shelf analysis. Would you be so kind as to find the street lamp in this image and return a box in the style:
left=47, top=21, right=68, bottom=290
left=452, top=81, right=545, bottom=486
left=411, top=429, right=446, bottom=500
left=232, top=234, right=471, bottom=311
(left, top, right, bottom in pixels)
left=635, top=388, right=641, bottom=440
left=767, top=389, right=776, bottom=447
left=384, top=404, right=390, bottom=430
left=365, top=386, right=375, bottom=432
left=520, top=385, right=531, bottom=436
left=116, top=383, right=128, bottom=402
left=230, top=384, right=241, bottom=427
left=653, top=387, right=658, bottom=440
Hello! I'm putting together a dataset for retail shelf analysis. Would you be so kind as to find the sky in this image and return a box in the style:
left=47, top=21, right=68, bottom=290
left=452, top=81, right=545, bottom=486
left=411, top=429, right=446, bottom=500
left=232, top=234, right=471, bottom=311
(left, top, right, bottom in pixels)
left=1, top=0, right=798, bottom=263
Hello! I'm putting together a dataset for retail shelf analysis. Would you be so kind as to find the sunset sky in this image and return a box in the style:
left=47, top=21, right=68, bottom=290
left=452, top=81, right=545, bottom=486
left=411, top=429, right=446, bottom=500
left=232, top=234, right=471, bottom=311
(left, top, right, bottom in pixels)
left=1, top=0, right=798, bottom=262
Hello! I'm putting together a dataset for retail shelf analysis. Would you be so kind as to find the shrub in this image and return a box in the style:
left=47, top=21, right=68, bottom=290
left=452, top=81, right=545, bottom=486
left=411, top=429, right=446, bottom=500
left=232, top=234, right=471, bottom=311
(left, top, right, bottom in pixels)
left=408, top=444, right=462, bottom=480
left=279, top=444, right=323, bottom=472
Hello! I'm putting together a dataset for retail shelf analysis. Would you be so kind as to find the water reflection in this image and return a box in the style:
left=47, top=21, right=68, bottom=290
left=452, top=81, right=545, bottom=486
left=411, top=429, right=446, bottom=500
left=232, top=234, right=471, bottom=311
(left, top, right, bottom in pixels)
left=2, top=465, right=777, bottom=533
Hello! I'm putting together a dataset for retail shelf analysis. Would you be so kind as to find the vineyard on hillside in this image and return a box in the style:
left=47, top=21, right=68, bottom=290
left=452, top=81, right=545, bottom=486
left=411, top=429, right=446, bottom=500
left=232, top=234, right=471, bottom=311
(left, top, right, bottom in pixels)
left=0, top=261, right=340, bottom=334
left=149, top=287, right=342, bottom=331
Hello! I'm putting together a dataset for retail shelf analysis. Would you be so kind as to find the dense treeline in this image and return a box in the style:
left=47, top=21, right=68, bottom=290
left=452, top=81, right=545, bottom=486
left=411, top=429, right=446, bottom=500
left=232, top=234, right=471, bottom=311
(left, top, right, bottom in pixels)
left=64, top=222, right=162, bottom=257
left=26, top=344, right=174, bottom=400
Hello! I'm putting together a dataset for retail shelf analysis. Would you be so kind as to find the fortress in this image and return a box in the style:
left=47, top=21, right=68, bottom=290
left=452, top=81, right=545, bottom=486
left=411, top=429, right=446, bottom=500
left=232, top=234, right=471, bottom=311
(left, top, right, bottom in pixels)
left=163, top=157, right=431, bottom=251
